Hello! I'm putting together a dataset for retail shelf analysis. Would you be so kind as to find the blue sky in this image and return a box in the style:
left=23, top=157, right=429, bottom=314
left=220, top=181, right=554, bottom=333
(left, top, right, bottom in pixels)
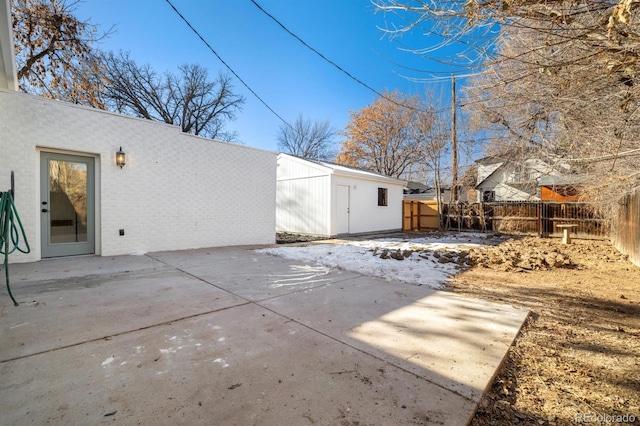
left=74, top=0, right=467, bottom=154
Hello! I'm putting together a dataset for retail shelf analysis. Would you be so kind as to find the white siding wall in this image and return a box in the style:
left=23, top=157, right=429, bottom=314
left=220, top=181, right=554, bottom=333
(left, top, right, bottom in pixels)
left=276, top=154, right=404, bottom=236
left=0, top=90, right=276, bottom=263
left=276, top=177, right=331, bottom=235
left=477, top=169, right=540, bottom=202
left=332, top=175, right=403, bottom=235
left=477, top=162, right=503, bottom=183
left=524, top=158, right=565, bottom=179
left=276, top=154, right=331, bottom=235
left=277, top=154, right=328, bottom=180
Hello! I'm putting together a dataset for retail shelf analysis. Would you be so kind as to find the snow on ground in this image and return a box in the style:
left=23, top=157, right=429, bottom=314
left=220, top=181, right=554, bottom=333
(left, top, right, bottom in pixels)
left=258, top=232, right=503, bottom=289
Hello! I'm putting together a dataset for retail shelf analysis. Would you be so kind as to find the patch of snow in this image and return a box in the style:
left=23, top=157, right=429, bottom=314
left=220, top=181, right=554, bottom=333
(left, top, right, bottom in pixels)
left=267, top=264, right=332, bottom=288
left=214, top=358, right=230, bottom=368
left=9, top=323, right=29, bottom=329
left=101, top=355, right=118, bottom=366
left=258, top=235, right=491, bottom=289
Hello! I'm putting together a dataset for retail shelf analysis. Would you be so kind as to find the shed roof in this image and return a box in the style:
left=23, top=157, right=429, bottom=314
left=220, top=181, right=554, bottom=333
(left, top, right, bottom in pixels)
left=278, top=153, right=407, bottom=186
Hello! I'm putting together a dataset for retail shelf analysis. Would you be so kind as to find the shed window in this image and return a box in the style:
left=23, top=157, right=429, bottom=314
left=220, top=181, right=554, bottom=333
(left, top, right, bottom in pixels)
left=378, top=187, right=388, bottom=206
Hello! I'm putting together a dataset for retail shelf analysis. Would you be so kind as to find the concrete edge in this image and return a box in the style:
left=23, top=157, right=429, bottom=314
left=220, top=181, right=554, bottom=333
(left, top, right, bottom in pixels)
left=464, top=310, right=532, bottom=425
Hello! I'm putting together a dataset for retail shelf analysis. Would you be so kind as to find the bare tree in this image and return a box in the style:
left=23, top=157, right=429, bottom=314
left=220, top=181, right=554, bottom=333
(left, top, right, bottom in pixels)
left=336, top=90, right=426, bottom=178
left=277, top=114, right=337, bottom=161
left=11, top=0, right=110, bottom=108
left=411, top=99, right=450, bottom=223
left=101, top=51, right=244, bottom=141
left=375, top=0, right=640, bottom=213
left=464, top=17, right=640, bottom=212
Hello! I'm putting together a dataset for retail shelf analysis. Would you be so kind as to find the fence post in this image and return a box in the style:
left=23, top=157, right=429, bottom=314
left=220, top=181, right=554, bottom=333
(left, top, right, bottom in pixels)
left=541, top=202, right=550, bottom=237
left=537, top=202, right=542, bottom=237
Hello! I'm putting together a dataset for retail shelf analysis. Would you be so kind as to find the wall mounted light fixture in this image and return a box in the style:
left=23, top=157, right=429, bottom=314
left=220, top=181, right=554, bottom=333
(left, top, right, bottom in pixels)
left=116, top=147, right=126, bottom=168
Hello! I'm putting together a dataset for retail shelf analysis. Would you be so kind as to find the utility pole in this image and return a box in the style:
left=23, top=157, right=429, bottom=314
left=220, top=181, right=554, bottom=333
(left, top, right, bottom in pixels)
left=451, top=74, right=458, bottom=203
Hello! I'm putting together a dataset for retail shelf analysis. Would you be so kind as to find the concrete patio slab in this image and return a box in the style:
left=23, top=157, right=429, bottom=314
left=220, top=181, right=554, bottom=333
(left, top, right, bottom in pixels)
left=170, top=254, right=362, bottom=301
left=6, top=253, right=167, bottom=282
left=258, top=274, right=528, bottom=401
left=0, top=267, right=247, bottom=361
left=147, top=245, right=275, bottom=269
left=1, top=303, right=473, bottom=425
left=0, top=245, right=528, bottom=425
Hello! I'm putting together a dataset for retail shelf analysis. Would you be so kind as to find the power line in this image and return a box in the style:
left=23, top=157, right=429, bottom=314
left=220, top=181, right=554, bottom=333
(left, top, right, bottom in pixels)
left=164, top=0, right=294, bottom=132
left=249, top=0, right=443, bottom=115
left=166, top=0, right=470, bottom=137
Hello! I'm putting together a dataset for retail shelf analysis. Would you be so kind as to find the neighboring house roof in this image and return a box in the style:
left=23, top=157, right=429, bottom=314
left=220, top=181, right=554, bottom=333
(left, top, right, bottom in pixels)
left=475, top=161, right=504, bottom=189
left=0, top=0, right=18, bottom=91
left=404, top=181, right=429, bottom=193
left=475, top=154, right=573, bottom=190
left=538, top=174, right=587, bottom=186
left=474, top=155, right=504, bottom=165
left=278, top=153, right=407, bottom=186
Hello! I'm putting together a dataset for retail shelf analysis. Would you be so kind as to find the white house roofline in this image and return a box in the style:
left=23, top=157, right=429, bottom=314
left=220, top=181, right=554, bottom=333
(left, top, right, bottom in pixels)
left=321, top=161, right=407, bottom=185
left=0, top=0, right=18, bottom=91
left=277, top=153, right=407, bottom=185
left=475, top=161, right=504, bottom=189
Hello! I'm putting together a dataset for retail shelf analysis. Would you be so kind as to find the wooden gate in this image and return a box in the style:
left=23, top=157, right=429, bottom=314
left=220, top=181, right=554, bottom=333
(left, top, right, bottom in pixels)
left=402, top=200, right=439, bottom=231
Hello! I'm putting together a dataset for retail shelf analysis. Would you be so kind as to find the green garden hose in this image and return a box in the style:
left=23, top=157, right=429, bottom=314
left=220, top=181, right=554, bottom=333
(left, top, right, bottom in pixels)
left=1, top=189, right=31, bottom=306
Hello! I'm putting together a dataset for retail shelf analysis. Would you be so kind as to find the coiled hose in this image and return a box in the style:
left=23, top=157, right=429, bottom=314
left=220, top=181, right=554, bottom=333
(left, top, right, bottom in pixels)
left=0, top=190, right=30, bottom=306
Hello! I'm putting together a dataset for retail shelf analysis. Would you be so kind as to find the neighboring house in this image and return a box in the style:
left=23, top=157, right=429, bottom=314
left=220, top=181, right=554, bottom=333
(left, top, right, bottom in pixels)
left=404, top=181, right=429, bottom=196
left=277, top=154, right=406, bottom=236
left=403, top=182, right=469, bottom=202
left=538, top=175, right=585, bottom=202
left=475, top=156, right=570, bottom=202
left=0, top=4, right=276, bottom=263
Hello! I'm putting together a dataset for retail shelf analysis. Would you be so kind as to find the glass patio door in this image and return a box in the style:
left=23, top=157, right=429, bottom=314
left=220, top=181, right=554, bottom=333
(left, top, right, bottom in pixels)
left=40, top=152, right=95, bottom=257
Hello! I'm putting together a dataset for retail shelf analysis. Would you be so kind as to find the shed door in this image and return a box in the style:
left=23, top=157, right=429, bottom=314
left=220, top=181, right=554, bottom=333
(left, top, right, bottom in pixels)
left=40, top=152, right=95, bottom=258
left=336, top=184, right=350, bottom=234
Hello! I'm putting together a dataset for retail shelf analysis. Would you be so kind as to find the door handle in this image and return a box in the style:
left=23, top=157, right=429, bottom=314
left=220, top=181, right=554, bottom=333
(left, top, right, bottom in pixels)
left=41, top=209, right=48, bottom=213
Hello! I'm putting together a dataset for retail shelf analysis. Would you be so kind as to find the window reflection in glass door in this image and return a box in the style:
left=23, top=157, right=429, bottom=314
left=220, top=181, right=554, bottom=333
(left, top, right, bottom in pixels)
left=48, top=160, right=88, bottom=243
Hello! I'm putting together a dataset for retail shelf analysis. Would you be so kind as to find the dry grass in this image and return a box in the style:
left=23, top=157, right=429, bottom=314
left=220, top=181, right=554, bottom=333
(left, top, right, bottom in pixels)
left=448, top=237, right=640, bottom=425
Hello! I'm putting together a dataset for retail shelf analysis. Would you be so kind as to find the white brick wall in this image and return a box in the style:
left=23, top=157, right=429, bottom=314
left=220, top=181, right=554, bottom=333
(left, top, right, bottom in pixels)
left=0, top=90, right=276, bottom=262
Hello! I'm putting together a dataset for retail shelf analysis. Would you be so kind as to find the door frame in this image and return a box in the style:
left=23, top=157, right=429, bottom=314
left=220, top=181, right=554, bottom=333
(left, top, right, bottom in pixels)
left=38, top=149, right=100, bottom=258
left=336, top=184, right=350, bottom=235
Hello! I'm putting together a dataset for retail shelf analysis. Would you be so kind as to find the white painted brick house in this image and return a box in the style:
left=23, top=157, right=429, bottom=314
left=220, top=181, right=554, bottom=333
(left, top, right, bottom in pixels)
left=0, top=90, right=276, bottom=262
left=0, top=2, right=275, bottom=262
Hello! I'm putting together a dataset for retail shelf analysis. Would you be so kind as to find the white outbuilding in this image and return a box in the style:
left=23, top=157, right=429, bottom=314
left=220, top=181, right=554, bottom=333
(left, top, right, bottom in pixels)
left=276, top=154, right=406, bottom=236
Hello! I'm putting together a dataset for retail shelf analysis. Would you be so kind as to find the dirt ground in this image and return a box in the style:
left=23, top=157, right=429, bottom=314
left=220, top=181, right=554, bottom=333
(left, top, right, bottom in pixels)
left=276, top=232, right=332, bottom=244
left=448, top=236, right=640, bottom=425
left=277, top=232, right=640, bottom=425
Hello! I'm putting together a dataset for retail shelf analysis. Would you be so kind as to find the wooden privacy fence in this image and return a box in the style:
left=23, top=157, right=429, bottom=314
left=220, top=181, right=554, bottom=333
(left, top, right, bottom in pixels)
left=402, top=200, right=439, bottom=231
left=442, top=201, right=608, bottom=238
left=613, top=188, right=640, bottom=266
left=402, top=199, right=609, bottom=238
